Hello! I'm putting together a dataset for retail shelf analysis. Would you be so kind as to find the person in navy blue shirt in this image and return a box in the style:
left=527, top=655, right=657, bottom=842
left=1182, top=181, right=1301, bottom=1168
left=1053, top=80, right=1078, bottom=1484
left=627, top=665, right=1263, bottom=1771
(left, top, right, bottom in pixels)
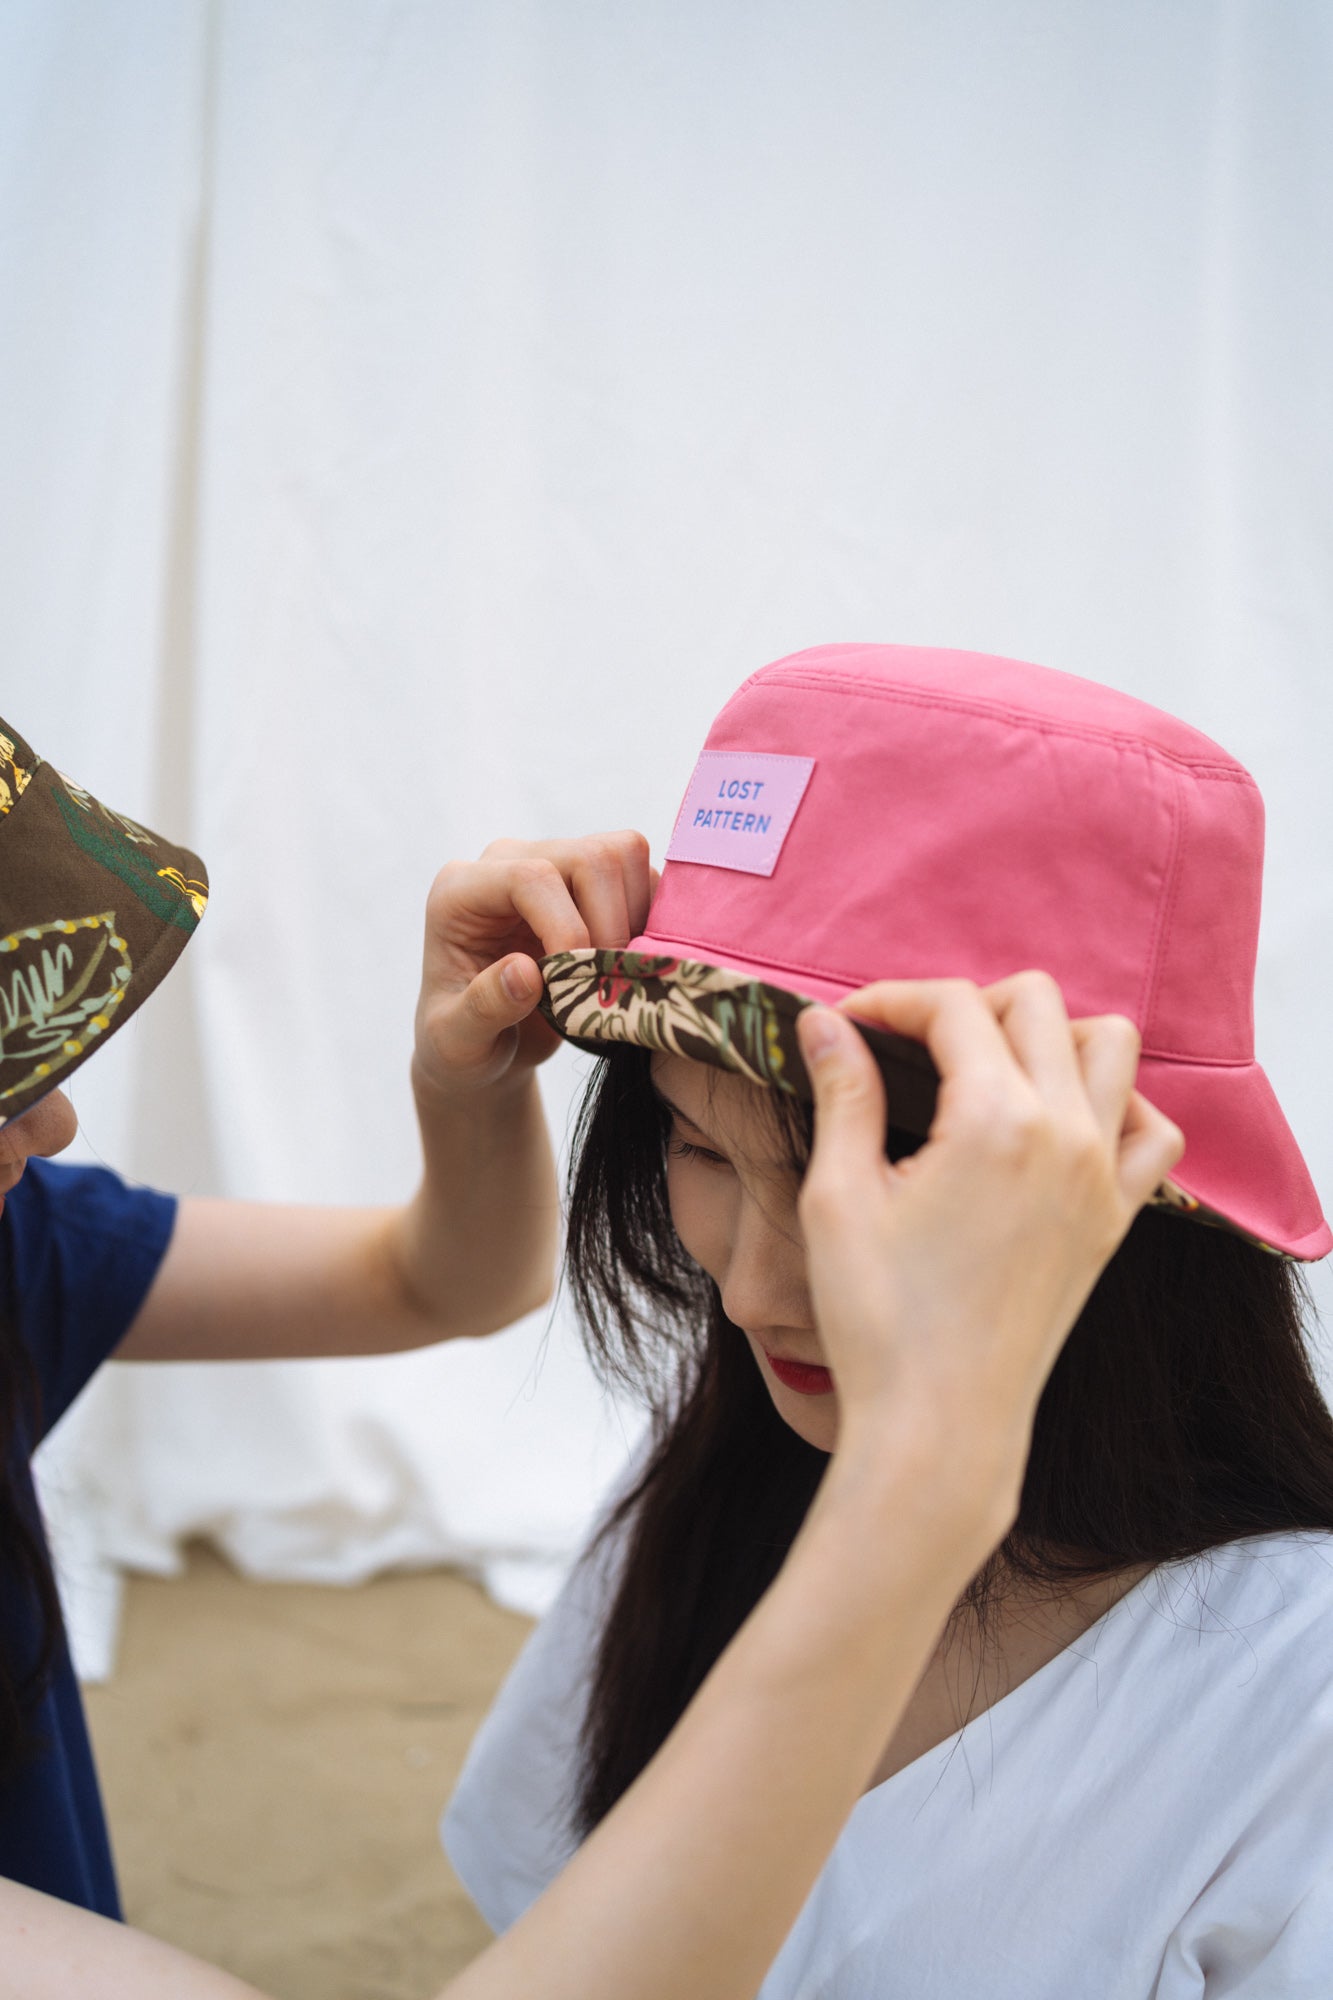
left=0, top=713, right=660, bottom=1957
left=0, top=1155, right=177, bottom=1917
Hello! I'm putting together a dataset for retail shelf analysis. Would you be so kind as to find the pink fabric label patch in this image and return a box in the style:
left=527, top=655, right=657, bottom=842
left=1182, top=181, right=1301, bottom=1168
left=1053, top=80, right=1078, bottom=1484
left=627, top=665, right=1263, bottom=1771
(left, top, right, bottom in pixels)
left=666, top=751, right=815, bottom=877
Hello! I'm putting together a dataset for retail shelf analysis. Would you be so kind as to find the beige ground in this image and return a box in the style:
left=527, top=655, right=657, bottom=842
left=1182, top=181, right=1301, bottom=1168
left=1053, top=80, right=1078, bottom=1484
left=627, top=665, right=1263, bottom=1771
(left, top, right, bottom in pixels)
left=84, top=1544, right=535, bottom=2000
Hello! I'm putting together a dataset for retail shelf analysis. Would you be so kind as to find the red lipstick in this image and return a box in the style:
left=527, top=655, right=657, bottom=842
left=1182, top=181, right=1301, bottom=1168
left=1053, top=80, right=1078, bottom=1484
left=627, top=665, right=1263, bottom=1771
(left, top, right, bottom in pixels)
left=763, top=1352, right=834, bottom=1396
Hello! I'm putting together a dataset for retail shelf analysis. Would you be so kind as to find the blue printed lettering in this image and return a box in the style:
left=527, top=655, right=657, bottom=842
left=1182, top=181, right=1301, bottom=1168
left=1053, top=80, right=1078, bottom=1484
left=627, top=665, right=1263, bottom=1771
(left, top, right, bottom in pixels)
left=687, top=806, right=775, bottom=835
left=715, top=778, right=768, bottom=802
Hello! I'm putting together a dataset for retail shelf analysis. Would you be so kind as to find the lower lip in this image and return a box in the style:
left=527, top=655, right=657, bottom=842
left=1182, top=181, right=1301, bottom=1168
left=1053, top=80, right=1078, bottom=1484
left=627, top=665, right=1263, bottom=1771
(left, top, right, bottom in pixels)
left=764, top=1353, right=835, bottom=1396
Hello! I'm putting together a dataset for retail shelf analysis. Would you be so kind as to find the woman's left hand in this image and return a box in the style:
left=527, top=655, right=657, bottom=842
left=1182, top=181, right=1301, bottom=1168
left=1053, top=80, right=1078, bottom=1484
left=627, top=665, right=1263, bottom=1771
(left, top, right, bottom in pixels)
left=794, top=971, right=1185, bottom=1532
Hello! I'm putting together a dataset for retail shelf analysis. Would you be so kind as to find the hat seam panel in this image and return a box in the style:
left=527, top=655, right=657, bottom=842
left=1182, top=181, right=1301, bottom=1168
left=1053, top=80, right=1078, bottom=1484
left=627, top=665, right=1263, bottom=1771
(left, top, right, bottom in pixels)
left=2, top=751, right=48, bottom=823
left=630, top=935, right=1254, bottom=1067
left=0, top=719, right=40, bottom=769
left=746, top=671, right=1256, bottom=783
left=1137, top=1047, right=1253, bottom=1068
left=1137, top=759, right=1186, bottom=1043
left=639, top=924, right=930, bottom=1003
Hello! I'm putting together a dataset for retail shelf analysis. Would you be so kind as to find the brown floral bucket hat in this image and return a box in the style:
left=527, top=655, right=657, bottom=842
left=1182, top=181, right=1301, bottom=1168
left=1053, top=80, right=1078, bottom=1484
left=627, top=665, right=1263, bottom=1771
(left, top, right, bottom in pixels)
left=0, top=718, right=208, bottom=1126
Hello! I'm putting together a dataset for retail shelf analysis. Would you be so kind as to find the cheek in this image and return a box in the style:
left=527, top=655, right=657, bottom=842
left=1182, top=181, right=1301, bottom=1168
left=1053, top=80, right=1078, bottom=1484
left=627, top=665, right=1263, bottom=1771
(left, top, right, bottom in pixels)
left=664, top=1156, right=735, bottom=1279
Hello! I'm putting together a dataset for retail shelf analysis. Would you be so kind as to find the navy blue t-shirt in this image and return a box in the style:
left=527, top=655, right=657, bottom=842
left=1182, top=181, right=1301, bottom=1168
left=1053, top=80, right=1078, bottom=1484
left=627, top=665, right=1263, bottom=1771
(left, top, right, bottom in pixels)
left=0, top=1156, right=176, bottom=1915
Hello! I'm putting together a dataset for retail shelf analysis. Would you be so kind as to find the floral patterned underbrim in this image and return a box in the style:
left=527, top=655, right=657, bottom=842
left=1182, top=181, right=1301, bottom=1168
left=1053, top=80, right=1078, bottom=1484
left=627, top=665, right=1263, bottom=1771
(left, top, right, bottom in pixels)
left=1149, top=1178, right=1282, bottom=1257
left=539, top=947, right=939, bottom=1125
left=537, top=948, right=1289, bottom=1260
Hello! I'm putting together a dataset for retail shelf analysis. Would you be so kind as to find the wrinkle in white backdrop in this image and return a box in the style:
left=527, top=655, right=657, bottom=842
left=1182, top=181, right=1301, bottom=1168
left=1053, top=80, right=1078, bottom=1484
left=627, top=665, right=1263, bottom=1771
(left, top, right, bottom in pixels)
left=1, top=0, right=1330, bottom=1678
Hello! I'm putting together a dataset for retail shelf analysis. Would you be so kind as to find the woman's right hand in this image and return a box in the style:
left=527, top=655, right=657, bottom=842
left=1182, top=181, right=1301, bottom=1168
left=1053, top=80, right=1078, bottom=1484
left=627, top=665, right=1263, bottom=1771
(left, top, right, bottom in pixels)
left=795, top=972, right=1185, bottom=1539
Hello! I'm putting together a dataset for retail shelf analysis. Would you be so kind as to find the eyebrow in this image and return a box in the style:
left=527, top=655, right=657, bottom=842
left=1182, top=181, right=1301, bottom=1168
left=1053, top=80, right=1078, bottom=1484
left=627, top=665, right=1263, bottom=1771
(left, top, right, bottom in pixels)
left=648, top=1079, right=715, bottom=1137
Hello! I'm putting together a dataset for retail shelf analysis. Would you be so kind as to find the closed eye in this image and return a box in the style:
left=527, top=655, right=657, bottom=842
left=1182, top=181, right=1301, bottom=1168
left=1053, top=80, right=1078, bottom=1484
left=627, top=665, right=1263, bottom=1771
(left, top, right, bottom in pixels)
left=667, top=1134, right=731, bottom=1169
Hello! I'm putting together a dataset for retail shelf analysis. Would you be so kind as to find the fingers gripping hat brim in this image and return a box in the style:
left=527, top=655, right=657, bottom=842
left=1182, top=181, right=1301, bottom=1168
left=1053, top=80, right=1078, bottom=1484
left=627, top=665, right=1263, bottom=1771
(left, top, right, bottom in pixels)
left=0, top=724, right=208, bottom=1126
left=539, top=947, right=1330, bottom=1263
left=539, top=945, right=942, bottom=1127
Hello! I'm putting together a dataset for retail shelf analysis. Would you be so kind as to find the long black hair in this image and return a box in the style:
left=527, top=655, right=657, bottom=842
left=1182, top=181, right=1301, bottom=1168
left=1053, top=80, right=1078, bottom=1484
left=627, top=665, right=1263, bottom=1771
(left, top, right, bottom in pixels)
left=565, top=1045, right=1333, bottom=1837
left=0, top=1296, right=64, bottom=1781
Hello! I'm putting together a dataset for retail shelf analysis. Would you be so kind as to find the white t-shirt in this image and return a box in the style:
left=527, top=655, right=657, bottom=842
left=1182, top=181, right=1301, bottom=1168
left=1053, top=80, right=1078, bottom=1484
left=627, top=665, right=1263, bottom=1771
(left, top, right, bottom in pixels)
left=443, top=1526, right=1333, bottom=1997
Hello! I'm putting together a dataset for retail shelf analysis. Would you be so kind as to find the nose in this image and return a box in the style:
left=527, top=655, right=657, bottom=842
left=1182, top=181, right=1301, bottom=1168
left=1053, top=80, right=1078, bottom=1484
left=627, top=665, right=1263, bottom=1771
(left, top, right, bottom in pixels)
left=717, top=1187, right=813, bottom=1340
left=0, top=1089, right=79, bottom=1172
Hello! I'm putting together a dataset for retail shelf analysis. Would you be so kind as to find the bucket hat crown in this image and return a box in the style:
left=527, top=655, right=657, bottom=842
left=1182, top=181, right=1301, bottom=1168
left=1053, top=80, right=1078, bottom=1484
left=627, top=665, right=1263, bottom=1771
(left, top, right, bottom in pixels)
left=540, top=643, right=1329, bottom=1262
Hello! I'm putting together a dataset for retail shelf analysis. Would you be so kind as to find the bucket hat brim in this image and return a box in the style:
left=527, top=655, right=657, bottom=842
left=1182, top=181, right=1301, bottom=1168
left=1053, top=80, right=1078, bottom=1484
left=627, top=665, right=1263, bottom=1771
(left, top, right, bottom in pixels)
left=539, top=943, right=1331, bottom=1263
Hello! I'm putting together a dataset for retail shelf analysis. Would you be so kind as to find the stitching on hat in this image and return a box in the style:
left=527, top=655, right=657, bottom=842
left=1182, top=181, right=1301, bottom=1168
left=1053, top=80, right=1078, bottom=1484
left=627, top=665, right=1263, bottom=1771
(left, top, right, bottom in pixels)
left=644, top=928, right=1256, bottom=1072
left=1137, top=760, right=1185, bottom=1038
left=646, top=922, right=1257, bottom=1067
left=2, top=751, right=47, bottom=821
left=758, top=671, right=1258, bottom=783
left=644, top=926, right=909, bottom=998
left=1138, top=1048, right=1252, bottom=1067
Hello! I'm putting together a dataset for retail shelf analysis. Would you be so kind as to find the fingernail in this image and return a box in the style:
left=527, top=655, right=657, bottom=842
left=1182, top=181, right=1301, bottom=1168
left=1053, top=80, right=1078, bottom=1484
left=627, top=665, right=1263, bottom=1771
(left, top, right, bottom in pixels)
left=502, top=960, right=535, bottom=1002
left=798, top=1007, right=841, bottom=1061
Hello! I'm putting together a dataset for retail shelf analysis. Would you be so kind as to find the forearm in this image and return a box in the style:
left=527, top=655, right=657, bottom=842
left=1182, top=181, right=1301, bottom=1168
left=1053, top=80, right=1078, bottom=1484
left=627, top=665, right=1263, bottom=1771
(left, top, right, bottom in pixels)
left=119, top=1077, right=560, bottom=1361
left=1, top=1424, right=1004, bottom=2000
left=0, top=1879, right=266, bottom=2000
left=393, top=1067, right=560, bottom=1337
left=444, top=1420, right=1004, bottom=2000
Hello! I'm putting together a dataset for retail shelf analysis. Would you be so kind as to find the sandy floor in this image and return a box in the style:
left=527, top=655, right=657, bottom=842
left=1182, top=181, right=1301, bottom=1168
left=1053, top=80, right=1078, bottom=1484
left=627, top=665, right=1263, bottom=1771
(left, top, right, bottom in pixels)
left=84, top=1545, right=535, bottom=2000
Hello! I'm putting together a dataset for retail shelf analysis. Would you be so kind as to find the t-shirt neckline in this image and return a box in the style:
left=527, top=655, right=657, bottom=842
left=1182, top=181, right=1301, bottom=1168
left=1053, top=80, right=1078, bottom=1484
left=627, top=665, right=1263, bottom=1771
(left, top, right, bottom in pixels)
left=851, top=1549, right=1194, bottom=1814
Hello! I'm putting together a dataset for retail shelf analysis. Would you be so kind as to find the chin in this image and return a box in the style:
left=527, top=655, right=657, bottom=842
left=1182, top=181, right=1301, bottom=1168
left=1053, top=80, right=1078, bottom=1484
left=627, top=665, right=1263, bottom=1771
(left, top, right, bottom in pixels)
left=768, top=1382, right=838, bottom=1455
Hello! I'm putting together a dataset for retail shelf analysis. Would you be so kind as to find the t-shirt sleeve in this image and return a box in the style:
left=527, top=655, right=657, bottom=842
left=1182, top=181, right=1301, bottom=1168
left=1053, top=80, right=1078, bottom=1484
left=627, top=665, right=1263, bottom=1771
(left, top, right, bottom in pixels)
left=1209, top=1876, right=1333, bottom=1995
left=1154, top=1674, right=1333, bottom=2000
left=1156, top=1872, right=1333, bottom=1997
left=2, top=1156, right=177, bottom=1438
left=441, top=1494, right=636, bottom=1932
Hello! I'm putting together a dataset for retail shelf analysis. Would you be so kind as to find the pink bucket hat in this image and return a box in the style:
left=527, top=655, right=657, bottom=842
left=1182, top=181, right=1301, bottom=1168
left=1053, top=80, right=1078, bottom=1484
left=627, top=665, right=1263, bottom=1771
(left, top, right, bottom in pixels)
left=539, top=644, right=1330, bottom=1262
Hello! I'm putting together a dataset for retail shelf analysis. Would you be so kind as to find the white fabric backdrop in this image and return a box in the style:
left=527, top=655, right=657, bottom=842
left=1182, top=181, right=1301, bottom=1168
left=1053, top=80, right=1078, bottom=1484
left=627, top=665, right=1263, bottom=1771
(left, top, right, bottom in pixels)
left=1, top=0, right=1330, bottom=1678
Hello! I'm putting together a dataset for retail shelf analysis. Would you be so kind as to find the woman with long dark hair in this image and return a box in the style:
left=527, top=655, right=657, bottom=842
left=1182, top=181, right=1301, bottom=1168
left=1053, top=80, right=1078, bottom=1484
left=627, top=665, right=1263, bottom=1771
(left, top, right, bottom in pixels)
left=1, top=935, right=1192, bottom=1998
left=10, top=692, right=1184, bottom=2000
left=445, top=644, right=1333, bottom=1996
left=0, top=695, right=1192, bottom=1993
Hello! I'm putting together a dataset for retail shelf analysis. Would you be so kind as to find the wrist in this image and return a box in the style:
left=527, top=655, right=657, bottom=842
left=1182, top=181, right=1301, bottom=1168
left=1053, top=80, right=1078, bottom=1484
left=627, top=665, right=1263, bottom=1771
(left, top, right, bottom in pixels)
left=410, top=1050, right=537, bottom=1119
left=825, top=1399, right=1022, bottom=1574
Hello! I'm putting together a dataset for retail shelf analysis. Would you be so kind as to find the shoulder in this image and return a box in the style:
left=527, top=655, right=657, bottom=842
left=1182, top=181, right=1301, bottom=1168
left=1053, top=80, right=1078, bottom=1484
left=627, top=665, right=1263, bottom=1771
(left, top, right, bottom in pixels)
left=1114, top=1531, right=1333, bottom=1752
left=1149, top=1536, right=1333, bottom=1985
left=2, top=1156, right=178, bottom=1435
left=1153, top=1530, right=1333, bottom=1645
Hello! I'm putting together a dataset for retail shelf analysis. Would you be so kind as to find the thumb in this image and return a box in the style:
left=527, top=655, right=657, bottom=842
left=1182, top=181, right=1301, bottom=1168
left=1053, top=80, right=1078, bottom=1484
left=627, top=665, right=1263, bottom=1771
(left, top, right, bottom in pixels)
left=796, top=1007, right=889, bottom=1204
left=435, top=954, right=544, bottom=1076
